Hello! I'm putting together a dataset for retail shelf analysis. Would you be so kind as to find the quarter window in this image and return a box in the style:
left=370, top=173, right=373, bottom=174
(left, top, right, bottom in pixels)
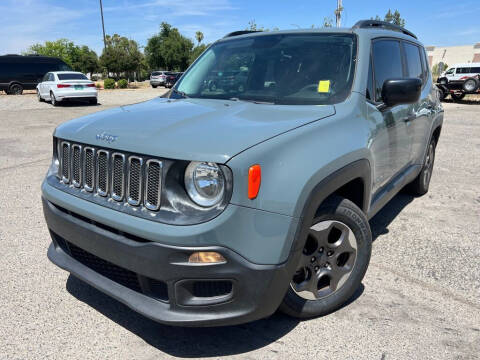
left=372, top=40, right=403, bottom=103
left=404, top=43, right=423, bottom=81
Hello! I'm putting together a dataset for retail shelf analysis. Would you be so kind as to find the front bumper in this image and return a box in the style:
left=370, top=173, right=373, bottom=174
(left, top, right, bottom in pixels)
left=43, top=197, right=297, bottom=326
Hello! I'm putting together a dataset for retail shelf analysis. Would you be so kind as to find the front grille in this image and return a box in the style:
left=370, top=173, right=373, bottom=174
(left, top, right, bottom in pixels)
left=58, top=140, right=163, bottom=212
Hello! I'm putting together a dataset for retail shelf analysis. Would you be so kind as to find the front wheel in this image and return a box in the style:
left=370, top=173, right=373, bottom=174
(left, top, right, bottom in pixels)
left=280, top=196, right=372, bottom=319
left=451, top=92, right=466, bottom=102
left=151, top=85, right=157, bottom=88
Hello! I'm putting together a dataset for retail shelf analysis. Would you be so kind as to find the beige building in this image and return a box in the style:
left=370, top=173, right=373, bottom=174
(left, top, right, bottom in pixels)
left=426, top=43, right=480, bottom=68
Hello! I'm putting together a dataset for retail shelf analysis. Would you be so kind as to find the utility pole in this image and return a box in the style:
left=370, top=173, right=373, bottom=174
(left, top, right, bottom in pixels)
left=99, top=0, right=107, bottom=51
left=335, top=0, right=343, bottom=28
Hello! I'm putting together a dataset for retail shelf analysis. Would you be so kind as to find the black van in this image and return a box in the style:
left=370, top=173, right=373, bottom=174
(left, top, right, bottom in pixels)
left=0, top=55, right=71, bottom=95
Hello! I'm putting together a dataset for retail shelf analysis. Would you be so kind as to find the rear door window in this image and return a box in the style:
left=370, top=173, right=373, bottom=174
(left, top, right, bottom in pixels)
left=372, top=40, right=404, bottom=102
left=404, top=42, right=423, bottom=81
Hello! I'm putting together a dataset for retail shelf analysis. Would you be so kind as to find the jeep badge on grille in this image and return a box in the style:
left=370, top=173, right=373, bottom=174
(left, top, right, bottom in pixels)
left=96, top=132, right=118, bottom=143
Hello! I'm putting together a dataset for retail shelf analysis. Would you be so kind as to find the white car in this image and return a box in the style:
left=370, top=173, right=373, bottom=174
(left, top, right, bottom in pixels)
left=37, top=71, right=97, bottom=106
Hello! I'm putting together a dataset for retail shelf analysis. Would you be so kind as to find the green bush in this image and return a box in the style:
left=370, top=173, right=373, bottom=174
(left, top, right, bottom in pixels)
left=95, top=82, right=101, bottom=89
left=117, top=79, right=128, bottom=89
left=104, top=78, right=115, bottom=89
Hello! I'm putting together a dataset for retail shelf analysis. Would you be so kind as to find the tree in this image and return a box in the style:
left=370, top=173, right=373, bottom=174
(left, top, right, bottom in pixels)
left=195, top=31, right=204, bottom=45
left=145, top=22, right=194, bottom=71
left=373, top=9, right=406, bottom=27
left=99, top=34, right=143, bottom=79
left=432, top=63, right=448, bottom=77
left=189, top=44, right=208, bottom=64
left=28, top=39, right=99, bottom=74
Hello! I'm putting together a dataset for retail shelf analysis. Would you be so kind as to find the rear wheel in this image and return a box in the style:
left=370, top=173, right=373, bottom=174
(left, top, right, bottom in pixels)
left=89, top=97, right=97, bottom=105
left=280, top=196, right=371, bottom=319
left=462, top=78, right=479, bottom=93
left=37, top=89, right=44, bottom=102
left=50, top=92, right=59, bottom=106
left=408, top=138, right=436, bottom=196
left=152, top=85, right=157, bottom=88
left=9, top=83, right=23, bottom=95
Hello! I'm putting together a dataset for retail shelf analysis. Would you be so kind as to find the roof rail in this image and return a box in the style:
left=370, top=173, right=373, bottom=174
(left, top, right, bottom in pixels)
left=223, top=30, right=262, bottom=38
left=352, top=20, right=417, bottom=39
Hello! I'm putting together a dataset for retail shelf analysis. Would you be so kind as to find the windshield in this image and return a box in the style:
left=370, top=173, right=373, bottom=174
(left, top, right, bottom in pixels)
left=176, top=33, right=357, bottom=105
left=57, top=73, right=88, bottom=80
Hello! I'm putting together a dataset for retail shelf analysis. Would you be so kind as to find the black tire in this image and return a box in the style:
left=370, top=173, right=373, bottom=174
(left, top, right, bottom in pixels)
left=280, top=196, right=372, bottom=319
left=451, top=92, right=466, bottom=102
left=408, top=138, right=436, bottom=196
left=89, top=97, right=98, bottom=105
left=50, top=92, right=59, bottom=106
left=152, top=85, right=157, bottom=88
left=462, top=78, right=479, bottom=93
left=438, top=88, right=448, bottom=101
left=9, top=83, right=23, bottom=95
left=37, top=89, right=44, bottom=102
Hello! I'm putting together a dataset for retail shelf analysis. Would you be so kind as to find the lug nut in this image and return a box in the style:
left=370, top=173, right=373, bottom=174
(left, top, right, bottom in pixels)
left=314, top=266, right=319, bottom=271
left=325, top=262, right=330, bottom=268
left=319, top=247, right=324, bottom=253
left=311, top=257, right=316, bottom=263
left=327, top=251, right=333, bottom=256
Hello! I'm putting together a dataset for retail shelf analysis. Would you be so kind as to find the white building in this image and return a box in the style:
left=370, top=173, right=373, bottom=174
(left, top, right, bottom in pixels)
left=426, top=43, right=480, bottom=69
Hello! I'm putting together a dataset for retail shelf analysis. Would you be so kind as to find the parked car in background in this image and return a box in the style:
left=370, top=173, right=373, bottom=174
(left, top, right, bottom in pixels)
left=150, top=71, right=172, bottom=88
left=37, top=71, right=97, bottom=106
left=0, top=54, right=71, bottom=95
left=165, top=72, right=183, bottom=88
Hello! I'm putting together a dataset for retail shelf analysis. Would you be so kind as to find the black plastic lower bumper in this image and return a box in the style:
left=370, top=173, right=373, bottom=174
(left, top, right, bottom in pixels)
left=43, top=198, right=293, bottom=326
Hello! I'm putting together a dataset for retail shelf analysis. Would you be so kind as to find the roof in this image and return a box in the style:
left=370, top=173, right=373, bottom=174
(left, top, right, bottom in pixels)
left=219, top=20, right=422, bottom=46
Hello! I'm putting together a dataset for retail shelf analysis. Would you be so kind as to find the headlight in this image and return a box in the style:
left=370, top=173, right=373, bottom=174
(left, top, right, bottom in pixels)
left=185, top=161, right=225, bottom=207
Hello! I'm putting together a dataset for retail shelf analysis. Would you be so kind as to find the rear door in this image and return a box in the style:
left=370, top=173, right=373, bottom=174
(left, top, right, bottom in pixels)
left=402, top=42, right=432, bottom=164
left=367, top=39, right=412, bottom=193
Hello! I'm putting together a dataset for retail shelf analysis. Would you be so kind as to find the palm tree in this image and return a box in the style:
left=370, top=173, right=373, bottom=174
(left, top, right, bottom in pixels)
left=195, top=31, right=204, bottom=45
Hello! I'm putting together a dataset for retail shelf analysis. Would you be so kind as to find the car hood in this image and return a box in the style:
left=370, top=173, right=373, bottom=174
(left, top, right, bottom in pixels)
left=54, top=97, right=335, bottom=163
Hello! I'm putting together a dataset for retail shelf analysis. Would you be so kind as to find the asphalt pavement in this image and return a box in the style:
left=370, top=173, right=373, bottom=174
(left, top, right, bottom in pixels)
left=0, top=89, right=478, bottom=359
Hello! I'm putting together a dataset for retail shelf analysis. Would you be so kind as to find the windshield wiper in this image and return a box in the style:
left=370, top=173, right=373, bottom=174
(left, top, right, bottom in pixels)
left=228, top=97, right=274, bottom=105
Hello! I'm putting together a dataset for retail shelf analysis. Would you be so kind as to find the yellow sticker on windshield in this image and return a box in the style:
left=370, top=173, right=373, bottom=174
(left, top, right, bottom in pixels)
left=317, top=80, right=330, bottom=93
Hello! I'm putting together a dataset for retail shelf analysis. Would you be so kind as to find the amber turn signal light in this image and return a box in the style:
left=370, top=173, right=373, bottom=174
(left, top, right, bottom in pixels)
left=248, top=164, right=261, bottom=199
left=188, top=251, right=226, bottom=264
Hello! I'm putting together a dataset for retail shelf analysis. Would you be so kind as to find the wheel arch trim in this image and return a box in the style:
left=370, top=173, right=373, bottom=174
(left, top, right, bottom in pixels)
left=290, top=159, right=371, bottom=254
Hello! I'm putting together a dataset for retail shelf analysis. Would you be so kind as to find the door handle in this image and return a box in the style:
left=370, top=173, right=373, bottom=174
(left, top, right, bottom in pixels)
left=403, top=115, right=416, bottom=122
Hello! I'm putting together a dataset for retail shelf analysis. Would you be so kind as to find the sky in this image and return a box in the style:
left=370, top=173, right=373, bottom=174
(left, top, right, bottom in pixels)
left=1, top=0, right=479, bottom=55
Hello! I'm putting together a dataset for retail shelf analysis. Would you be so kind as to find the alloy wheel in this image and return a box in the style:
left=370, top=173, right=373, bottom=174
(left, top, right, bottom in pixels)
left=423, top=143, right=434, bottom=188
left=291, top=220, right=357, bottom=300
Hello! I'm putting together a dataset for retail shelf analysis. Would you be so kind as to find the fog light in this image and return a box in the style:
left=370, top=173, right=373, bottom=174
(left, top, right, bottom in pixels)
left=188, top=252, right=226, bottom=264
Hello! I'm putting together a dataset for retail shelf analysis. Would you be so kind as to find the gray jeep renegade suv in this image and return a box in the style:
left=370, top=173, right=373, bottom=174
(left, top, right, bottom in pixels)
left=42, top=20, right=443, bottom=326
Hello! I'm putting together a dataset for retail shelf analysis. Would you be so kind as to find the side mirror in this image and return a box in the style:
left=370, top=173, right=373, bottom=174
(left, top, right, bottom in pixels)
left=381, top=78, right=422, bottom=107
